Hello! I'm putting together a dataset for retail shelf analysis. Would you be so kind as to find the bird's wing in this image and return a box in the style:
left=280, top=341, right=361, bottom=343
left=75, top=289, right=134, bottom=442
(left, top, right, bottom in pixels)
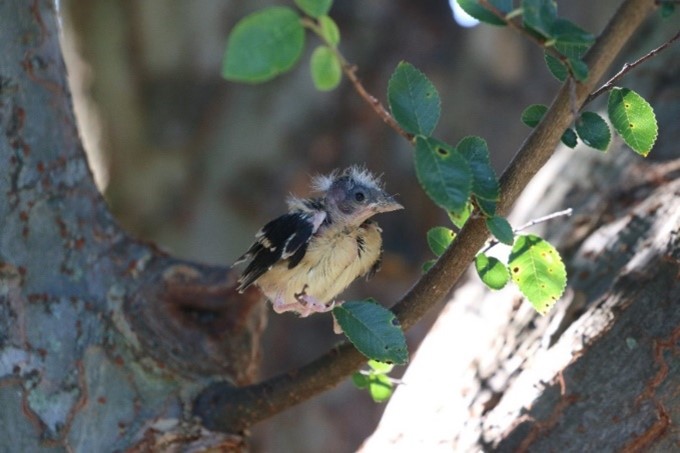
left=236, top=211, right=326, bottom=291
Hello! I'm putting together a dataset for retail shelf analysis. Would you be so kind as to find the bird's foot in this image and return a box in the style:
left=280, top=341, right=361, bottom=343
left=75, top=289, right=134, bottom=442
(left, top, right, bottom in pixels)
left=289, top=286, right=336, bottom=317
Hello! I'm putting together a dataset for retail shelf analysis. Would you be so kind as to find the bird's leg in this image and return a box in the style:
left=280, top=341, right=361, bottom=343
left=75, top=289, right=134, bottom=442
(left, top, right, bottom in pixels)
left=292, top=285, right=336, bottom=317
left=269, top=286, right=310, bottom=314
left=270, top=297, right=308, bottom=315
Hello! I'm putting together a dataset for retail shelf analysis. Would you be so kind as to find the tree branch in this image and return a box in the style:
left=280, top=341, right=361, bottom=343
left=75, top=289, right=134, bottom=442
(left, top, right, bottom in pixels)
left=585, top=29, right=680, bottom=105
left=301, top=17, right=414, bottom=143
left=477, top=0, right=568, bottom=64
left=193, top=0, right=657, bottom=433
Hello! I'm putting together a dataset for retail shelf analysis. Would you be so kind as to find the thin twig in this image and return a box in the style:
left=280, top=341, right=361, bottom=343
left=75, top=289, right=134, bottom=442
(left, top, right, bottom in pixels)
left=585, top=29, right=680, bottom=105
left=342, top=63, right=415, bottom=143
left=515, top=208, right=574, bottom=232
left=480, top=208, right=573, bottom=254
left=301, top=17, right=414, bottom=143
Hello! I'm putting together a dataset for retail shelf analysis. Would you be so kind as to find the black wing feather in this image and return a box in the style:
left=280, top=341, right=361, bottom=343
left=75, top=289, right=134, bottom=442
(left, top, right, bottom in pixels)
left=236, top=213, right=315, bottom=291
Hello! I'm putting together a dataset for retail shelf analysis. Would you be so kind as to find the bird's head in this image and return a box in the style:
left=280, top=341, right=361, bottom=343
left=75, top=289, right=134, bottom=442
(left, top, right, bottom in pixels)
left=314, top=166, right=403, bottom=225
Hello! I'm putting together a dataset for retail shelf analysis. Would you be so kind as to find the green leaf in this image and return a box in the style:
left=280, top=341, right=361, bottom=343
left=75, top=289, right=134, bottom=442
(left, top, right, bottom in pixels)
left=427, top=227, right=455, bottom=257
left=414, top=137, right=472, bottom=214
left=522, top=104, right=578, bottom=148
left=319, top=15, right=340, bottom=46
left=476, top=198, right=497, bottom=217
left=387, top=62, right=441, bottom=136
left=368, top=360, right=394, bottom=374
left=561, top=128, right=578, bottom=148
left=294, top=0, right=333, bottom=18
left=368, top=374, right=394, bottom=402
left=422, top=259, right=436, bottom=273
left=486, top=215, right=514, bottom=245
left=458, top=136, right=500, bottom=202
left=310, top=45, right=342, bottom=91
left=551, top=19, right=593, bottom=58
left=575, top=111, right=611, bottom=151
left=475, top=253, right=510, bottom=290
left=449, top=202, right=473, bottom=228
left=660, top=3, right=676, bottom=18
left=333, top=301, right=408, bottom=364
left=567, top=57, right=589, bottom=82
left=509, top=234, right=567, bottom=314
left=223, top=7, right=305, bottom=83
left=521, top=0, right=557, bottom=37
left=352, top=372, right=370, bottom=389
left=607, top=87, right=658, bottom=156
left=456, top=0, right=512, bottom=26
left=521, top=104, right=548, bottom=127
left=544, top=53, right=567, bottom=81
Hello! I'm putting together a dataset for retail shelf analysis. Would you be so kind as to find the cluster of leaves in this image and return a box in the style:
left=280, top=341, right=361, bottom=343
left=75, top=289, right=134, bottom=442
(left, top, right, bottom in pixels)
left=389, top=61, right=567, bottom=315
left=425, top=227, right=566, bottom=315
left=222, top=0, right=662, bottom=394
left=460, top=0, right=658, bottom=156
left=522, top=89, right=657, bottom=156
left=460, top=0, right=594, bottom=79
left=222, top=0, right=343, bottom=90
left=351, top=360, right=398, bottom=403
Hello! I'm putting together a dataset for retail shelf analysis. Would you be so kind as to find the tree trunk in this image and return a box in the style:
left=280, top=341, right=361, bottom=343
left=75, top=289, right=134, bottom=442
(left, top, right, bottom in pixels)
left=0, top=1, right=264, bottom=450
left=362, top=27, right=680, bottom=452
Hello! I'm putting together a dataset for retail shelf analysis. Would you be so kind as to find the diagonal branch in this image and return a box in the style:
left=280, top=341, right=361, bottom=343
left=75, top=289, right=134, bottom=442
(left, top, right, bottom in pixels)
left=193, top=0, right=657, bottom=433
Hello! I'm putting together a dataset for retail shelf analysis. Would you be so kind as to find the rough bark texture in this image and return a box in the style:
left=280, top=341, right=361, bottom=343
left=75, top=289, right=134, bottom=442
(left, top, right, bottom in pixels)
left=0, top=1, right=265, bottom=450
left=362, top=30, right=680, bottom=451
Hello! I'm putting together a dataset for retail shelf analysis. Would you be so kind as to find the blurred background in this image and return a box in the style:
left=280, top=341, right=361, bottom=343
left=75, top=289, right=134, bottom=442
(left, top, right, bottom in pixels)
left=59, top=0, right=626, bottom=450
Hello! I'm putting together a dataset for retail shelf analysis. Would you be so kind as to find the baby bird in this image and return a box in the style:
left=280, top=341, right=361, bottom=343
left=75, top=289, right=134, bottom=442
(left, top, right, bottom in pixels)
left=234, top=166, right=402, bottom=317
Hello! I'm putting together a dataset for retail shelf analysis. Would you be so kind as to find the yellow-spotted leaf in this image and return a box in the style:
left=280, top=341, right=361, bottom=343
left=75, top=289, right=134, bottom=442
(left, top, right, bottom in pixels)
left=509, top=234, right=566, bottom=314
left=607, top=87, right=658, bottom=156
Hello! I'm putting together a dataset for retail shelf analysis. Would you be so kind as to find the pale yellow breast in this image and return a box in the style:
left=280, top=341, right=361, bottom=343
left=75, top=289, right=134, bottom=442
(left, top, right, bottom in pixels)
left=256, top=222, right=383, bottom=305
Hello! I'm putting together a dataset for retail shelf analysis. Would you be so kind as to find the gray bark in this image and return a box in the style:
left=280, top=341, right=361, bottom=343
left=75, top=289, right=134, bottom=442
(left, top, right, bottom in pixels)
left=0, top=1, right=264, bottom=450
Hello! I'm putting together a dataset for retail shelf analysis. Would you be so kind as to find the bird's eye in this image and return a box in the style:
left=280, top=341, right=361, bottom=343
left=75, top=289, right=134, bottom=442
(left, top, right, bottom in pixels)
left=355, top=191, right=365, bottom=202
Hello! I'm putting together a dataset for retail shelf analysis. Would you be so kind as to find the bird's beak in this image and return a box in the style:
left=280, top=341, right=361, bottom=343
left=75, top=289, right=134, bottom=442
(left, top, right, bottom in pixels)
left=375, top=194, right=404, bottom=213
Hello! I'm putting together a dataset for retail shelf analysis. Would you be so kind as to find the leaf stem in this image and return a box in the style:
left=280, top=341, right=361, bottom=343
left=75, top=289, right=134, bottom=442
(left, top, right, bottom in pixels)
left=301, top=17, right=414, bottom=143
